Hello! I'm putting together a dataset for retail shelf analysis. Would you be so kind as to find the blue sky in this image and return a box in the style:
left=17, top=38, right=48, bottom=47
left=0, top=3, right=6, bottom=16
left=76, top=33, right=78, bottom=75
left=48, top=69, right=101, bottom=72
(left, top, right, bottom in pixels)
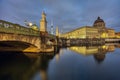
left=0, top=0, right=120, bottom=33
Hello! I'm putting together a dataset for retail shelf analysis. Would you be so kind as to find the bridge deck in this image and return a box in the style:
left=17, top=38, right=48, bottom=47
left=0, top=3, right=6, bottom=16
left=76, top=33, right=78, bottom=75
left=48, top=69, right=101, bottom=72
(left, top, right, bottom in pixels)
left=0, top=20, right=39, bottom=36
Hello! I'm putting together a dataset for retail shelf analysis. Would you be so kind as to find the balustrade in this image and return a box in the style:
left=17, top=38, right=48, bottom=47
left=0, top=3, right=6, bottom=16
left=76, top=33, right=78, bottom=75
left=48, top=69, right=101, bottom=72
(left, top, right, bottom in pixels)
left=0, top=20, right=39, bottom=36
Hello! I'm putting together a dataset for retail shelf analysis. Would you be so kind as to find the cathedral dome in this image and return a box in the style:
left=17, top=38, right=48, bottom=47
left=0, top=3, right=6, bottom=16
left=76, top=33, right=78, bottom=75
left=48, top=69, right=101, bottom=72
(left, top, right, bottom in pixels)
left=93, top=16, right=105, bottom=28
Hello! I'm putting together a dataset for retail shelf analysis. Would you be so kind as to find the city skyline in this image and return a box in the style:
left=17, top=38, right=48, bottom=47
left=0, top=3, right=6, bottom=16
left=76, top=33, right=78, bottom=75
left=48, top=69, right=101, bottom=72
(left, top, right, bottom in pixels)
left=0, top=0, right=120, bottom=33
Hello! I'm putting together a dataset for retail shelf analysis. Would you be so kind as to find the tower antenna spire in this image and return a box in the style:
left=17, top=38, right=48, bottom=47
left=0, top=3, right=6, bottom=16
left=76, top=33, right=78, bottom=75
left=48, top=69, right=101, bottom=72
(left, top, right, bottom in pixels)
left=51, top=19, right=53, bottom=26
left=50, top=19, right=54, bottom=34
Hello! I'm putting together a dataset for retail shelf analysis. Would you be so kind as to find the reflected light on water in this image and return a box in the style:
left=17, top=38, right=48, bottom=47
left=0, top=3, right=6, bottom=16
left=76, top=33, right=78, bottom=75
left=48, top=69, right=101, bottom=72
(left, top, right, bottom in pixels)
left=0, top=43, right=120, bottom=80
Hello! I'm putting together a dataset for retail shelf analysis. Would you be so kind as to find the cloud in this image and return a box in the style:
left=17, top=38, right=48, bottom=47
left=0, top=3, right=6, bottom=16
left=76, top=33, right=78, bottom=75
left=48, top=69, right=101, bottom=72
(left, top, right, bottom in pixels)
left=0, top=0, right=120, bottom=32
left=40, top=0, right=120, bottom=32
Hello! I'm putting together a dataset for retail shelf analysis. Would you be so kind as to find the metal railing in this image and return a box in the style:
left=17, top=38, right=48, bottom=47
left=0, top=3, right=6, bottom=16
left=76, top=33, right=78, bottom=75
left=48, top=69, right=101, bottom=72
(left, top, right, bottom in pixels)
left=0, top=20, right=39, bottom=36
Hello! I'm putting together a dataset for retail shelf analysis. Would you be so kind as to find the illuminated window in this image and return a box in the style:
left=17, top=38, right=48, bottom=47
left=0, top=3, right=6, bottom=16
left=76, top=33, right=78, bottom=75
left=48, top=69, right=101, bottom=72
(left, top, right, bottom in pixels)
left=4, top=23, right=9, bottom=28
left=9, top=25, right=13, bottom=28
left=0, top=22, right=2, bottom=25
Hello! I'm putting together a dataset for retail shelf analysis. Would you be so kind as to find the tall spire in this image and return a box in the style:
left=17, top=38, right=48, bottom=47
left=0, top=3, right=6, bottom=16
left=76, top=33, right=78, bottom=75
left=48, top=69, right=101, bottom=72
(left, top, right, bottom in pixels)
left=42, top=11, right=46, bottom=18
left=56, top=26, right=59, bottom=37
left=41, top=10, right=46, bottom=21
left=40, top=11, right=47, bottom=32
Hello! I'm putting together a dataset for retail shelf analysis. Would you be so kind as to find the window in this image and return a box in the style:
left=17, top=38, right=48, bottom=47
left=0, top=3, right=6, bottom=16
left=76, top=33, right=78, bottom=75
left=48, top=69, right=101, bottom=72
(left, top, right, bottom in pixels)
left=0, top=22, right=2, bottom=25
left=16, top=26, right=20, bottom=29
left=0, top=22, right=2, bottom=27
left=4, top=23, right=9, bottom=28
left=10, top=25, right=13, bottom=28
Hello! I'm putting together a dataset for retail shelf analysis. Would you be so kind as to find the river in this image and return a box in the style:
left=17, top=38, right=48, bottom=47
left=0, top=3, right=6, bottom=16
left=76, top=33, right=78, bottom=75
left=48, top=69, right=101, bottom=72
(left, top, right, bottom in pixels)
left=0, top=43, right=120, bottom=80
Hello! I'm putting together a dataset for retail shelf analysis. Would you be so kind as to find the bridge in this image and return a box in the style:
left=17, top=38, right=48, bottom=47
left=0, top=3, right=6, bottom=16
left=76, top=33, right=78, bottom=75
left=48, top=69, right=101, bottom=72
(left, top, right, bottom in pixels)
left=0, top=20, right=56, bottom=50
left=0, top=20, right=41, bottom=48
left=0, top=12, right=56, bottom=52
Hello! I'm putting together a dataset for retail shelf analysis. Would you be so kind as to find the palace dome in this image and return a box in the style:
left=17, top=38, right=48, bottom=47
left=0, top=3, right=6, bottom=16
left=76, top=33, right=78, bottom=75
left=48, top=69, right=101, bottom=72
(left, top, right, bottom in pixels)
left=93, top=16, right=105, bottom=28
left=94, top=17, right=104, bottom=24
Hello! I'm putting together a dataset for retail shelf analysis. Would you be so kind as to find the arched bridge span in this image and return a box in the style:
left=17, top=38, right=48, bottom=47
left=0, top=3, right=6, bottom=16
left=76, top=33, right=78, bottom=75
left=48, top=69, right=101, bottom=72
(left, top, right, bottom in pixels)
left=0, top=33, right=41, bottom=49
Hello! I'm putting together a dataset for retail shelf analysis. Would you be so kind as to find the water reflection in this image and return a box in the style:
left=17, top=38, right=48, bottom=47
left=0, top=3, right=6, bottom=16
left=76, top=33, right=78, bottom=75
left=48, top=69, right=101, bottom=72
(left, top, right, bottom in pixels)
left=69, top=44, right=115, bottom=63
left=69, top=44, right=115, bottom=56
left=0, top=52, right=55, bottom=80
left=0, top=44, right=120, bottom=80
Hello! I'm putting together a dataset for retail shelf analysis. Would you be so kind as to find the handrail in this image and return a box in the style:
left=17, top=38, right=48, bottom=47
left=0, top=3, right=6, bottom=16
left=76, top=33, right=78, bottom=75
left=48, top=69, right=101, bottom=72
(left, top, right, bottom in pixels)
left=0, top=20, right=39, bottom=36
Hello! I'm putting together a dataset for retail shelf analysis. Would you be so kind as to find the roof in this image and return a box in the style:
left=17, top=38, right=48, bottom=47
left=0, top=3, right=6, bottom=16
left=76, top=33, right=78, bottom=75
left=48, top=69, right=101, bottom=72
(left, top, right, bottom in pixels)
left=62, top=26, right=98, bottom=34
left=106, top=28, right=114, bottom=30
left=94, top=16, right=105, bottom=24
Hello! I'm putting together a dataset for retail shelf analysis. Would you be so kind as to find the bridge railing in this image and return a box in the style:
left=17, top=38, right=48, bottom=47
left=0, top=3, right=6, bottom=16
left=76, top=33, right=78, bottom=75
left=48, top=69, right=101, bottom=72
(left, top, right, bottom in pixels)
left=0, top=20, right=39, bottom=36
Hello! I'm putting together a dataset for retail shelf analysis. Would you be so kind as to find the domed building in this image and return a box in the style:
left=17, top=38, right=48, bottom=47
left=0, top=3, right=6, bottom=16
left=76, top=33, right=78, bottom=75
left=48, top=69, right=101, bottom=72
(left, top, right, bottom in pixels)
left=93, top=17, right=115, bottom=38
left=93, top=17, right=108, bottom=38
left=60, top=16, right=115, bottom=39
left=93, top=16, right=105, bottom=28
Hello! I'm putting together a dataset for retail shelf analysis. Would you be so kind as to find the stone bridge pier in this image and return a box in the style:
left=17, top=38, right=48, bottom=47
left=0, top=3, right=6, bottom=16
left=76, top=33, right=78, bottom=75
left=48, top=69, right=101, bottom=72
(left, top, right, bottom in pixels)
left=0, top=33, right=41, bottom=49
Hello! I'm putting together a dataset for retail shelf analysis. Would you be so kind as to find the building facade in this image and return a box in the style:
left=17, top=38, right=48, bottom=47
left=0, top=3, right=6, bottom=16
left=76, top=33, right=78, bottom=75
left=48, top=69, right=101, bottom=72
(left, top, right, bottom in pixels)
left=115, top=32, right=120, bottom=38
left=61, top=17, right=115, bottom=39
left=61, top=26, right=99, bottom=39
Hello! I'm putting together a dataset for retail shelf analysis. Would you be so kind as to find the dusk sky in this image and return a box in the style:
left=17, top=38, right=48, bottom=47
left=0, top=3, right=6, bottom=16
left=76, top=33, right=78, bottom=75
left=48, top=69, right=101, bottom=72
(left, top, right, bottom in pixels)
left=0, top=0, right=120, bottom=33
